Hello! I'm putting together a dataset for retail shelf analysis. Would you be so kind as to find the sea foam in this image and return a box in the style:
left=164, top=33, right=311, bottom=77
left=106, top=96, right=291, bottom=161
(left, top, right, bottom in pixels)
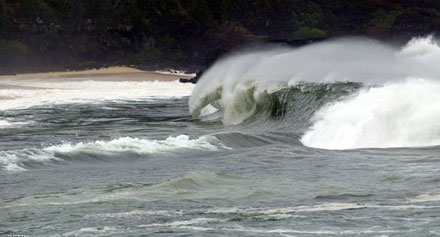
left=0, top=80, right=194, bottom=110
left=0, top=135, right=222, bottom=171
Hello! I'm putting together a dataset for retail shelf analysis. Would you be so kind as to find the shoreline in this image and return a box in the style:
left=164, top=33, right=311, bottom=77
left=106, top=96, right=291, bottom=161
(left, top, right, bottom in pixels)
left=0, top=66, right=193, bottom=82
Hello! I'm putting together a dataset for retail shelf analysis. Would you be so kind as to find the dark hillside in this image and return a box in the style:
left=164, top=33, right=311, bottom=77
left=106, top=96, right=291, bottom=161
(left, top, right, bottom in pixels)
left=1, top=0, right=440, bottom=74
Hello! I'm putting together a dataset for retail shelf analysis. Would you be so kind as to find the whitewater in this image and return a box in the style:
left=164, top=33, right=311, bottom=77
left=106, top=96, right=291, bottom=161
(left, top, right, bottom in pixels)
left=2, top=37, right=440, bottom=236
left=190, top=36, right=440, bottom=149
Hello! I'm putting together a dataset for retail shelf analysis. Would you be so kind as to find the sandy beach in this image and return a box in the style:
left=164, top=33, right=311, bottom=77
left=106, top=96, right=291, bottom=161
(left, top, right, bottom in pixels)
left=0, top=66, right=196, bottom=110
left=0, top=67, right=193, bottom=89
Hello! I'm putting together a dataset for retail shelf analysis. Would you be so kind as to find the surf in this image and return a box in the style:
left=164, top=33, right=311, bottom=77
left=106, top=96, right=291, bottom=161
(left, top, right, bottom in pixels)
left=0, top=80, right=194, bottom=110
left=0, top=135, right=225, bottom=171
left=189, top=36, right=440, bottom=149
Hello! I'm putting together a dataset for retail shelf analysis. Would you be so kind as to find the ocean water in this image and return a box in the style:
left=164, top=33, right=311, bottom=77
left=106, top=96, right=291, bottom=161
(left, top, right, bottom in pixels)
left=2, top=37, right=440, bottom=236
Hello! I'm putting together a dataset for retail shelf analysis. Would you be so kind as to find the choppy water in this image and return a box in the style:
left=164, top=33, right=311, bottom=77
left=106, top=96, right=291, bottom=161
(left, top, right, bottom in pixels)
left=2, top=37, right=440, bottom=236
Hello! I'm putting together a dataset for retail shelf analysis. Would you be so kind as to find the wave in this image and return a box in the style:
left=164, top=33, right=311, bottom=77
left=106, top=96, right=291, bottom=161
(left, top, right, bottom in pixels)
left=0, top=80, right=194, bottom=110
left=1, top=171, right=248, bottom=208
left=190, top=36, right=440, bottom=149
left=0, top=120, right=30, bottom=129
left=154, top=171, right=242, bottom=191
left=0, top=135, right=224, bottom=171
left=301, top=79, right=440, bottom=149
left=0, top=120, right=11, bottom=127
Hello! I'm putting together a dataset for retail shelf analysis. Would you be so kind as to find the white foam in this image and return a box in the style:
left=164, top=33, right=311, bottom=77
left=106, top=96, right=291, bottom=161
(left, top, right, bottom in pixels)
left=45, top=135, right=220, bottom=155
left=3, top=163, right=27, bottom=172
left=205, top=207, right=242, bottom=213
left=86, top=209, right=174, bottom=218
left=199, top=104, right=219, bottom=117
left=143, top=218, right=219, bottom=227
left=0, top=80, right=194, bottom=110
left=223, top=225, right=397, bottom=235
left=257, top=203, right=371, bottom=215
left=408, top=193, right=440, bottom=203
left=0, top=120, right=11, bottom=127
left=301, top=79, right=440, bottom=149
left=64, top=226, right=119, bottom=236
left=1, top=135, right=222, bottom=171
left=0, top=148, right=59, bottom=171
left=204, top=202, right=439, bottom=217
left=0, top=120, right=30, bottom=129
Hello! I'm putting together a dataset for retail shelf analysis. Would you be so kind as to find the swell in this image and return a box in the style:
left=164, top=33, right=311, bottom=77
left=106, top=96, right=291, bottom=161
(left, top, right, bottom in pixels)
left=1, top=171, right=250, bottom=207
left=194, top=79, right=440, bottom=150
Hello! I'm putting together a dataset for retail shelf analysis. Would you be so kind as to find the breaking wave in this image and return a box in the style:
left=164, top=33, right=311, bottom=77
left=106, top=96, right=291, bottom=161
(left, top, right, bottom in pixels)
left=1, top=135, right=224, bottom=171
left=302, top=79, right=440, bottom=149
left=190, top=36, right=440, bottom=149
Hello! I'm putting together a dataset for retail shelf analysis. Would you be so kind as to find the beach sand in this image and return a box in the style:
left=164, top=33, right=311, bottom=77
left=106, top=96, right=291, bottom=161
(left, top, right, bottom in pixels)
left=0, top=67, right=193, bottom=89
left=0, top=66, right=196, bottom=108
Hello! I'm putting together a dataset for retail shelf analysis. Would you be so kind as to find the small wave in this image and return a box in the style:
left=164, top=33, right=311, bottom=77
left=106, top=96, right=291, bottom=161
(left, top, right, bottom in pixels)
left=142, top=217, right=220, bottom=228
left=0, top=120, right=29, bottom=128
left=85, top=209, right=175, bottom=219
left=153, top=171, right=243, bottom=191
left=3, top=163, right=27, bottom=172
left=0, top=135, right=223, bottom=171
left=46, top=135, right=220, bottom=156
left=0, top=148, right=58, bottom=172
left=1, top=171, right=245, bottom=208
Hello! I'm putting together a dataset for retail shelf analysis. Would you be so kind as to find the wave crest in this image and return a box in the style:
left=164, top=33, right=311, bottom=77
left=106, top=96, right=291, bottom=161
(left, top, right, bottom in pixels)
left=1, top=135, right=224, bottom=171
left=189, top=36, right=440, bottom=149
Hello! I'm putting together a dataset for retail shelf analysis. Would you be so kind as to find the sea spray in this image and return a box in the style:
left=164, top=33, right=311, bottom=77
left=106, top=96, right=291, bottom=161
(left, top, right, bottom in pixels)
left=190, top=36, right=440, bottom=149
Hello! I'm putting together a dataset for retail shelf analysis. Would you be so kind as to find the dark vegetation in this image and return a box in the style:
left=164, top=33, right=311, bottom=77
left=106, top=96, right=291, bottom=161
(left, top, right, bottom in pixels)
left=1, top=0, right=440, bottom=74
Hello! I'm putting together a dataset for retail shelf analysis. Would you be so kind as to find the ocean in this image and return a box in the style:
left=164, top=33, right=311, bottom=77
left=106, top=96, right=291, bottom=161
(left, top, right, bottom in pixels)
left=1, top=37, right=440, bottom=236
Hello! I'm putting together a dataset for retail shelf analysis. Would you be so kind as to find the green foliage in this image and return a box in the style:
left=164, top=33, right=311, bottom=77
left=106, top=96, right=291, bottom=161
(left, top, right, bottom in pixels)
left=11, top=0, right=56, bottom=22
left=292, top=27, right=328, bottom=39
left=0, top=40, right=28, bottom=55
left=132, top=47, right=186, bottom=64
left=0, top=40, right=28, bottom=72
left=292, top=0, right=323, bottom=28
left=0, top=0, right=439, bottom=74
left=367, top=8, right=402, bottom=28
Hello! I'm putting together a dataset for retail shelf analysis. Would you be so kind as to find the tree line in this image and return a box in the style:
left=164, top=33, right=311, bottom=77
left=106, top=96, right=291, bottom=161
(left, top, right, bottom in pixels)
left=1, top=0, right=439, bottom=74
